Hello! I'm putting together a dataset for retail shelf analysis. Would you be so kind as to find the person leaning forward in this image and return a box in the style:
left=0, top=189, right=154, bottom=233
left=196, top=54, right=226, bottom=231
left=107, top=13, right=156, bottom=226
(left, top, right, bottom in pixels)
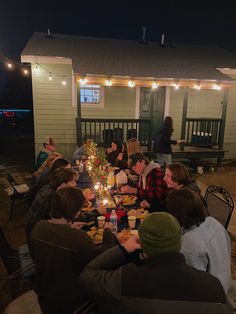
left=79, top=212, right=227, bottom=314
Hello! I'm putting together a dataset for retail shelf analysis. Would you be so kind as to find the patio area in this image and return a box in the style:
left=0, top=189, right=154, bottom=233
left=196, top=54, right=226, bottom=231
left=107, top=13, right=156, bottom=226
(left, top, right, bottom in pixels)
left=0, top=161, right=236, bottom=312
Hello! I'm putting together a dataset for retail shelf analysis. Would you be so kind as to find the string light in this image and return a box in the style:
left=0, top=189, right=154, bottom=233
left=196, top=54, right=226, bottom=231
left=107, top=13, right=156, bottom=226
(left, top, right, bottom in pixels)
left=128, top=80, right=135, bottom=87
left=79, top=78, right=88, bottom=85
left=194, top=83, right=201, bottom=90
left=212, top=83, right=222, bottom=90
left=105, top=79, right=112, bottom=86
left=151, top=82, right=159, bottom=89
left=23, top=69, right=28, bottom=75
left=7, top=63, right=12, bottom=69
left=173, top=82, right=179, bottom=90
left=62, top=76, right=67, bottom=85
left=49, top=73, right=52, bottom=80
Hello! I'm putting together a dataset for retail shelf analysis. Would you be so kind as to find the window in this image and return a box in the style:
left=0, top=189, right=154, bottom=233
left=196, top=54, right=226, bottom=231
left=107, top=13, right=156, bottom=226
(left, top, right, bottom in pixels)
left=80, top=84, right=104, bottom=108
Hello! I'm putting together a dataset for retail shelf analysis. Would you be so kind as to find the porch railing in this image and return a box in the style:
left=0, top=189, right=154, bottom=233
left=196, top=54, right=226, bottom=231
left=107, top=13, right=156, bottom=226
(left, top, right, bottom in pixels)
left=78, top=118, right=150, bottom=147
left=185, top=118, right=223, bottom=148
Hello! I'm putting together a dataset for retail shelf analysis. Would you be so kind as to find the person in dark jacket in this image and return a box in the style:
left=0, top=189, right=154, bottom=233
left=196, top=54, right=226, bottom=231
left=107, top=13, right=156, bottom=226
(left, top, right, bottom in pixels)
left=153, top=116, right=184, bottom=167
left=106, top=139, right=128, bottom=169
left=31, top=186, right=115, bottom=314
left=79, top=212, right=226, bottom=314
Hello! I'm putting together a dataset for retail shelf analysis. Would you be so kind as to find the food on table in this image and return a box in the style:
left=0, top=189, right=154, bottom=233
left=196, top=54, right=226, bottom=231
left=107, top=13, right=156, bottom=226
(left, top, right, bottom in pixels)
left=116, top=229, right=133, bottom=243
left=81, top=202, right=95, bottom=212
left=106, top=199, right=116, bottom=208
left=114, top=195, right=137, bottom=206
left=127, top=208, right=149, bottom=220
left=86, top=227, right=104, bottom=243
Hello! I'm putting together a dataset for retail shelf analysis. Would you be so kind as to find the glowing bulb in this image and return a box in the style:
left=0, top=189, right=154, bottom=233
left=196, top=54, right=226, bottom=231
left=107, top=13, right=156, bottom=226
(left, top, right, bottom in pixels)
left=23, top=69, right=28, bottom=75
left=194, top=84, right=201, bottom=90
left=62, top=78, right=66, bottom=85
left=105, top=79, right=112, bottom=86
left=151, top=82, right=159, bottom=89
left=102, top=199, right=109, bottom=206
left=213, top=84, right=221, bottom=90
left=173, top=83, right=179, bottom=89
left=88, top=165, right=92, bottom=171
left=94, top=184, right=99, bottom=191
left=128, top=80, right=135, bottom=87
left=49, top=74, right=52, bottom=80
left=7, top=63, right=12, bottom=69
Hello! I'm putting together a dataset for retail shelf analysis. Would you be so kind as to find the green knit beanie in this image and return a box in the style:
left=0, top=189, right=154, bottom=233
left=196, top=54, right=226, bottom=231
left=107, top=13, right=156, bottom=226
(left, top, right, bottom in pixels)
left=138, top=212, right=181, bottom=257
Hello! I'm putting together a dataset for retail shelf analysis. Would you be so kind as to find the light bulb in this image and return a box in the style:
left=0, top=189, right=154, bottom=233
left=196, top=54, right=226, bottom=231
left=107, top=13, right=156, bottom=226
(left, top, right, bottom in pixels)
left=79, top=78, right=88, bottom=85
left=62, top=79, right=66, bottom=85
left=49, top=74, right=52, bottom=80
left=7, top=63, right=12, bottom=69
left=23, top=69, right=28, bottom=75
left=128, top=80, right=135, bottom=87
left=105, top=79, right=112, bottom=86
left=151, top=82, right=159, bottom=89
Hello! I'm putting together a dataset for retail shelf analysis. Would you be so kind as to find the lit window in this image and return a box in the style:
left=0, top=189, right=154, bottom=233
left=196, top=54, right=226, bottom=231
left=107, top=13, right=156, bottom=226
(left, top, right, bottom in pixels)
left=80, top=84, right=104, bottom=106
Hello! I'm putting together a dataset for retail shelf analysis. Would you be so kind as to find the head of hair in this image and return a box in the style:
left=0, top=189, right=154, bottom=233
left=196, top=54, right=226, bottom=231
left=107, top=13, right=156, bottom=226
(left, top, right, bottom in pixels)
left=51, top=187, right=85, bottom=221
left=50, top=158, right=70, bottom=172
left=164, top=116, right=173, bottom=129
left=34, top=152, right=61, bottom=177
left=167, top=162, right=190, bottom=186
left=112, top=139, right=123, bottom=153
left=126, top=138, right=141, bottom=157
left=51, top=168, right=78, bottom=188
left=128, top=152, right=149, bottom=168
left=166, top=189, right=206, bottom=229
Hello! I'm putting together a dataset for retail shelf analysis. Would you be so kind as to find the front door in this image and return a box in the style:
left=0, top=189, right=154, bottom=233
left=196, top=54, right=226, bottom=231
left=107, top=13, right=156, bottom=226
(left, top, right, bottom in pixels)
left=139, top=87, right=165, bottom=149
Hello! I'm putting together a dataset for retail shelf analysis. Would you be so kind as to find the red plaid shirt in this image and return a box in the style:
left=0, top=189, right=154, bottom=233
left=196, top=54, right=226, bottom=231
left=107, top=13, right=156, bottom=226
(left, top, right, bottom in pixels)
left=137, top=167, right=166, bottom=207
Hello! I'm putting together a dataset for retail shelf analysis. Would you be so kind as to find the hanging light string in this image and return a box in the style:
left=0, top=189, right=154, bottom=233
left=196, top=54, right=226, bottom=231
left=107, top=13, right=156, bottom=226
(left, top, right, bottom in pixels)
left=0, top=51, right=225, bottom=90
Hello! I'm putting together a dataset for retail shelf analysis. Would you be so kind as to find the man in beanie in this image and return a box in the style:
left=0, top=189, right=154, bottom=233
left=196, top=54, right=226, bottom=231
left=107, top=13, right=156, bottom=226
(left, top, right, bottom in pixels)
left=36, top=136, right=56, bottom=169
left=79, top=212, right=227, bottom=313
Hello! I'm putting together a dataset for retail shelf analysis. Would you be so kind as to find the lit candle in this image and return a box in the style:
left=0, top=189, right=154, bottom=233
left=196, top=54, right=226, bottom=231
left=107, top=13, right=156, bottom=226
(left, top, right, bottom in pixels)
left=103, top=199, right=109, bottom=206
left=94, top=184, right=99, bottom=191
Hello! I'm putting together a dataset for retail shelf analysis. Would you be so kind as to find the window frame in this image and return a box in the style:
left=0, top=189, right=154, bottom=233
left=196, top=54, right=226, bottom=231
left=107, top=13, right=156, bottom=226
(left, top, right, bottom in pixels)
left=80, top=84, right=104, bottom=109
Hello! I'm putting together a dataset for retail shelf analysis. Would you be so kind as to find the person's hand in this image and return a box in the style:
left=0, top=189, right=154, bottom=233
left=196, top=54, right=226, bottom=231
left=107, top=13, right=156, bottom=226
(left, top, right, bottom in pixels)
left=120, top=185, right=136, bottom=194
left=71, top=221, right=87, bottom=229
left=97, top=205, right=106, bottom=215
left=140, top=199, right=150, bottom=209
left=177, top=139, right=185, bottom=145
left=122, top=235, right=141, bottom=253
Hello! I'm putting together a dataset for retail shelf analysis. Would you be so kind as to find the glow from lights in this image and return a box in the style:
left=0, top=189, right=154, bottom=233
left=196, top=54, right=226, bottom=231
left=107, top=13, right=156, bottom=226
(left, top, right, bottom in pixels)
left=194, top=83, right=201, bottom=90
left=151, top=82, right=159, bottom=89
left=79, top=78, right=88, bottom=85
left=212, top=83, right=222, bottom=90
left=7, top=63, right=12, bottom=69
left=49, top=74, right=52, bottom=80
left=128, top=80, right=135, bottom=87
left=173, top=82, right=179, bottom=89
left=105, top=79, right=112, bottom=86
left=62, top=76, right=66, bottom=85
left=23, top=69, right=28, bottom=75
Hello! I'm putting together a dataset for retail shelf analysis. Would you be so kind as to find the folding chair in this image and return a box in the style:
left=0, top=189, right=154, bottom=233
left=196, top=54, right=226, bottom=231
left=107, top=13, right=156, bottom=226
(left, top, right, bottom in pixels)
left=0, top=225, right=35, bottom=298
left=5, top=173, right=29, bottom=220
left=204, top=185, right=234, bottom=229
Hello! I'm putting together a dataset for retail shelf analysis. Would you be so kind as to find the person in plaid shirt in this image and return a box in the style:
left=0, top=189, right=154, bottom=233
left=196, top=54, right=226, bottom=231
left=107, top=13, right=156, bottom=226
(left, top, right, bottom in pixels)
left=121, top=153, right=166, bottom=212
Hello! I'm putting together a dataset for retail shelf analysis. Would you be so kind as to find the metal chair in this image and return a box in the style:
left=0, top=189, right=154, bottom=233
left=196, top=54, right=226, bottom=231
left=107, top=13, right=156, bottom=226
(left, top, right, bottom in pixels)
left=204, top=185, right=234, bottom=229
left=0, top=225, right=35, bottom=298
left=5, top=173, right=29, bottom=220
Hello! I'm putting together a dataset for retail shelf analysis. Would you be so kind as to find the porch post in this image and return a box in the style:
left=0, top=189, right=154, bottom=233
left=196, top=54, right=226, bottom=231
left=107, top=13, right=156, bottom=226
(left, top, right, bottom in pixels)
left=180, top=87, right=189, bottom=151
left=219, top=89, right=228, bottom=150
left=148, top=89, right=154, bottom=150
left=77, top=82, right=82, bottom=145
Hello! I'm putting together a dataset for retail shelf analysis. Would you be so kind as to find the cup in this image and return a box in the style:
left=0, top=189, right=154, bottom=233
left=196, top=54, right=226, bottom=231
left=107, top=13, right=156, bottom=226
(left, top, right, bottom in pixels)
left=97, top=216, right=105, bottom=228
left=128, top=215, right=136, bottom=229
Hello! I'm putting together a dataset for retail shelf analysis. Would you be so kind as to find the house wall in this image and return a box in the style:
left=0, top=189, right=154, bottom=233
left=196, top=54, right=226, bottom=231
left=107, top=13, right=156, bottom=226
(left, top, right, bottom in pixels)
left=32, top=63, right=77, bottom=160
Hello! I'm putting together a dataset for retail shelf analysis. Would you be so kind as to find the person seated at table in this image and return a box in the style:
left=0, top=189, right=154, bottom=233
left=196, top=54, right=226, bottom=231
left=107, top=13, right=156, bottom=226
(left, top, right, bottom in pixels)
left=36, top=136, right=56, bottom=169
left=71, top=138, right=94, bottom=165
left=106, top=139, right=128, bottom=169
left=79, top=212, right=226, bottom=313
left=126, top=138, right=142, bottom=158
left=31, top=186, right=115, bottom=314
left=164, top=162, right=201, bottom=194
left=26, top=158, right=71, bottom=206
left=26, top=168, right=77, bottom=249
left=165, top=189, right=231, bottom=294
left=121, top=153, right=166, bottom=212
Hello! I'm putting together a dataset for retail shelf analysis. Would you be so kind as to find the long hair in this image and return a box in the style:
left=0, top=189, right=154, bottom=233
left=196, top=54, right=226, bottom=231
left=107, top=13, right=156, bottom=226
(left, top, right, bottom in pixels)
left=126, top=138, right=141, bottom=158
left=163, top=116, right=174, bottom=136
left=167, top=163, right=190, bottom=186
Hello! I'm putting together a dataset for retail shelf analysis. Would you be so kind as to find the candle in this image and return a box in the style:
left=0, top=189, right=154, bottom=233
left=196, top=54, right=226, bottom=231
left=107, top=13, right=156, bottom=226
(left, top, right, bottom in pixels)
left=103, top=199, right=109, bottom=206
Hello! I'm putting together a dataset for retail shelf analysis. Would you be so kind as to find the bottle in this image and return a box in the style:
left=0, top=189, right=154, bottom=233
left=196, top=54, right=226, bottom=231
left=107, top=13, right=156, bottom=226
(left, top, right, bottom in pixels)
left=110, top=209, right=117, bottom=234
left=79, top=160, right=84, bottom=173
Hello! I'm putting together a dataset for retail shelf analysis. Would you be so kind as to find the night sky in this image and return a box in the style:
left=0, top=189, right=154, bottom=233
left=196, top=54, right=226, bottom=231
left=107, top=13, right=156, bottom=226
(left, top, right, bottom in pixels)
left=0, top=0, right=235, bottom=108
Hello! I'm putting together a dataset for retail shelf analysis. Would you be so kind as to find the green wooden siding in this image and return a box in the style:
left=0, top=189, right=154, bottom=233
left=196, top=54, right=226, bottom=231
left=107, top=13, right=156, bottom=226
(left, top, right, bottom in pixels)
left=81, top=86, right=136, bottom=118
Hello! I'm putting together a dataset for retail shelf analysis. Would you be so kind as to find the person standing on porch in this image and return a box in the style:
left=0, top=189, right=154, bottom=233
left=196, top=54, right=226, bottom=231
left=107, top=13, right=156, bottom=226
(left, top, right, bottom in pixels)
left=153, top=116, right=184, bottom=167
left=36, top=136, right=56, bottom=169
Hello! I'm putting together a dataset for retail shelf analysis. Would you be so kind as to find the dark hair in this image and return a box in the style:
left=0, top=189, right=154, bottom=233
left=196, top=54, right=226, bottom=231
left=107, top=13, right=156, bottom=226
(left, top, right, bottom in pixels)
left=51, top=168, right=78, bottom=188
left=167, top=163, right=190, bottom=186
left=112, top=139, right=123, bottom=154
left=51, top=187, right=85, bottom=221
left=166, top=189, right=206, bottom=229
left=163, top=116, right=173, bottom=136
left=128, top=152, right=149, bottom=168
left=50, top=158, right=70, bottom=172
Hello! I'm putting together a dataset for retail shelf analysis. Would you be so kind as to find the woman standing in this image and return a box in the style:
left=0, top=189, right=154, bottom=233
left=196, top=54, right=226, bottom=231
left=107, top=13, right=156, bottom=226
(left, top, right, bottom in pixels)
left=153, top=116, right=184, bottom=167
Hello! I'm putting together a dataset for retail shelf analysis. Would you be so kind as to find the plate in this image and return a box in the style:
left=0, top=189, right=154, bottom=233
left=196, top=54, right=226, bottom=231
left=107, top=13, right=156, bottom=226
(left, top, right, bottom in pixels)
left=114, top=195, right=137, bottom=206
left=86, top=227, right=104, bottom=244
left=127, top=208, right=148, bottom=219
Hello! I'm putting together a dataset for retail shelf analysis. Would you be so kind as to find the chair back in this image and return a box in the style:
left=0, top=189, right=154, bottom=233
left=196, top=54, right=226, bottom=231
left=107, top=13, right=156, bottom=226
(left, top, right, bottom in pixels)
left=6, top=174, right=18, bottom=187
left=204, top=185, right=234, bottom=229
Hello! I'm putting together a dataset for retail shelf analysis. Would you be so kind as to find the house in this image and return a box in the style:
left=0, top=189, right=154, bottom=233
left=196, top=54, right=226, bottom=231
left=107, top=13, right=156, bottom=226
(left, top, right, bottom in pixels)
left=21, top=32, right=236, bottom=163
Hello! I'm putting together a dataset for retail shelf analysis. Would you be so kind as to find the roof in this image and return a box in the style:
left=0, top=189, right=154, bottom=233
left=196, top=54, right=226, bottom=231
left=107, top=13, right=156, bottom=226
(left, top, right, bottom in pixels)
left=21, top=32, right=236, bottom=82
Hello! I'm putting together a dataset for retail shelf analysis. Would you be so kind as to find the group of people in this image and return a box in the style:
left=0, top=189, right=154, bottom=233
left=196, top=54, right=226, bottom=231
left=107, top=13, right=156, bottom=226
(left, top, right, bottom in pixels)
left=25, top=132, right=232, bottom=313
